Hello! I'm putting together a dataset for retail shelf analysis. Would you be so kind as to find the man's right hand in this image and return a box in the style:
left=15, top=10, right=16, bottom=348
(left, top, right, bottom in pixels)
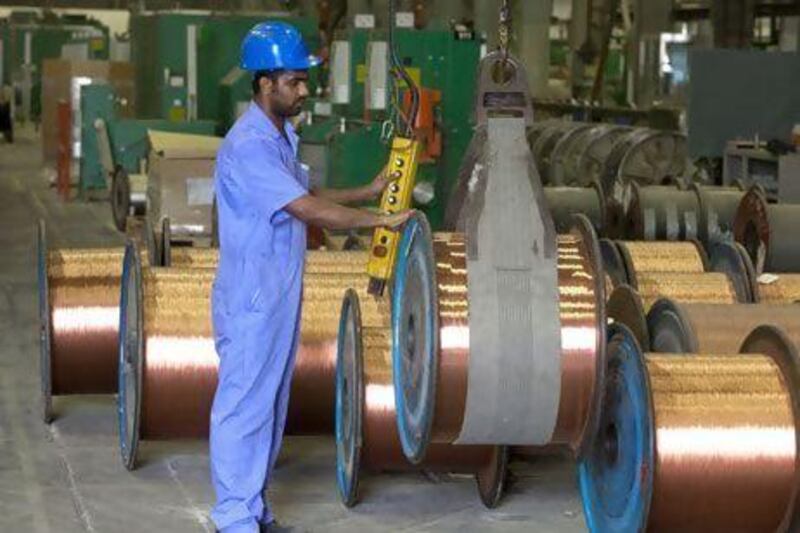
left=380, top=209, right=415, bottom=231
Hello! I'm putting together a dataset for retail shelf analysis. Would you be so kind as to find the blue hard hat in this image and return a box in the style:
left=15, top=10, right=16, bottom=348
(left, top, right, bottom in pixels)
left=240, top=21, right=321, bottom=71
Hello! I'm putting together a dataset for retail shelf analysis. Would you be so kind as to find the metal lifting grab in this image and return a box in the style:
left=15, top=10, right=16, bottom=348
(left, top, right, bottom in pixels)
left=366, top=0, right=423, bottom=297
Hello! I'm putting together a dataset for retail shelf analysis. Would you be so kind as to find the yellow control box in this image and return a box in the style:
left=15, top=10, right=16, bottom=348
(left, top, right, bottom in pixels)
left=367, top=136, right=421, bottom=296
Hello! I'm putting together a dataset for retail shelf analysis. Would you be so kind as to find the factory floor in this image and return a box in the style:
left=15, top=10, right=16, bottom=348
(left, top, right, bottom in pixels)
left=0, top=128, right=586, bottom=532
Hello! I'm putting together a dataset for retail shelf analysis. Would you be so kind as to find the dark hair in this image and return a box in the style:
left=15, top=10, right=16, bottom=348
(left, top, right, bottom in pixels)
left=252, top=70, right=284, bottom=95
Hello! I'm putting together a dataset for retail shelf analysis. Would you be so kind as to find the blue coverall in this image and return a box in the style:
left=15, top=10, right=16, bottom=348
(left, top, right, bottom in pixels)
left=210, top=102, right=308, bottom=532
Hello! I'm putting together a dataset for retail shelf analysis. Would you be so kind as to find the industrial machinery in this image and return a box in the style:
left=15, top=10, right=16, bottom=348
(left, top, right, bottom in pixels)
left=79, top=84, right=216, bottom=230
left=723, top=139, right=800, bottom=202
left=298, top=24, right=481, bottom=230
left=0, top=10, right=109, bottom=123
left=129, top=12, right=319, bottom=126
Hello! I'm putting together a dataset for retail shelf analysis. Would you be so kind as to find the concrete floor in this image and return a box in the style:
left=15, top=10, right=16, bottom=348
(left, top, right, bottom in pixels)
left=0, top=129, right=586, bottom=532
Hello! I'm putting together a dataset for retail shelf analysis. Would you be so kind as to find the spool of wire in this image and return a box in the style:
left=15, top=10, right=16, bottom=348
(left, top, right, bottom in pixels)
left=391, top=214, right=605, bottom=463
left=648, top=298, right=800, bottom=354
left=632, top=271, right=740, bottom=311
left=735, top=185, right=800, bottom=273
left=692, top=184, right=747, bottom=246
left=335, top=289, right=507, bottom=509
left=38, top=221, right=154, bottom=423
left=756, top=274, right=800, bottom=304
left=578, top=324, right=800, bottom=532
left=624, top=183, right=701, bottom=242
left=543, top=181, right=606, bottom=234
left=117, top=242, right=385, bottom=470
left=616, top=240, right=707, bottom=276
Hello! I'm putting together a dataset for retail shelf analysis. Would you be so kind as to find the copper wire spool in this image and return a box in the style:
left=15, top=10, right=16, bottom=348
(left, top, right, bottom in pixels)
left=406, top=217, right=604, bottom=455
left=117, top=243, right=386, bottom=469
left=605, top=271, right=741, bottom=353
left=578, top=324, right=800, bottom=532
left=37, top=218, right=155, bottom=424
left=757, top=274, right=800, bottom=304
left=617, top=240, right=707, bottom=276
left=648, top=298, right=800, bottom=354
left=734, top=185, right=800, bottom=273
left=335, top=290, right=507, bottom=509
left=633, top=271, right=740, bottom=311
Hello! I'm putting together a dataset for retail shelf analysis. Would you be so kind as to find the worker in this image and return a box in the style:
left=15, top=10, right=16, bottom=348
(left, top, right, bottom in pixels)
left=210, top=22, right=412, bottom=533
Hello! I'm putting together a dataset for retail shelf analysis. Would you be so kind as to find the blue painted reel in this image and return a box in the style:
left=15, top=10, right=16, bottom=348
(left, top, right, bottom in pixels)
left=578, top=323, right=654, bottom=533
left=37, top=219, right=53, bottom=424
left=117, top=239, right=144, bottom=471
left=391, top=212, right=439, bottom=464
left=335, top=288, right=363, bottom=507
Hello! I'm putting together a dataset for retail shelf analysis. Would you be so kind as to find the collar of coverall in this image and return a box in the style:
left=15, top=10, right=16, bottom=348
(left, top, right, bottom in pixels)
left=247, top=101, right=299, bottom=151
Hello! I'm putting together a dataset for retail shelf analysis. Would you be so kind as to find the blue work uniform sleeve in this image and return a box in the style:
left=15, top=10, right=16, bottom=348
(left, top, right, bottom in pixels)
left=227, top=136, right=308, bottom=223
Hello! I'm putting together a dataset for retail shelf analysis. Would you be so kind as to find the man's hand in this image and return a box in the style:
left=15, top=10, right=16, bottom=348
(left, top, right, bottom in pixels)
left=367, top=165, right=392, bottom=200
left=380, top=209, right=415, bottom=231
left=312, top=165, right=394, bottom=205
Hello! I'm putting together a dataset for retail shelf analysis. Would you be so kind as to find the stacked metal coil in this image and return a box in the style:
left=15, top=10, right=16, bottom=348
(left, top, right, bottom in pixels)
left=334, top=289, right=507, bottom=509
left=391, top=214, right=605, bottom=463
left=578, top=324, right=800, bottom=532
left=116, top=243, right=380, bottom=469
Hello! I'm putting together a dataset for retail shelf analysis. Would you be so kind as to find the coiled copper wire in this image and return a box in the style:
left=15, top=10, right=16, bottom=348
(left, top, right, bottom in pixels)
left=360, top=323, right=501, bottom=478
left=645, top=354, right=798, bottom=531
left=634, top=271, right=738, bottom=311
left=429, top=231, right=603, bottom=452
left=48, top=249, right=125, bottom=395
left=757, top=274, right=800, bottom=304
left=619, top=241, right=706, bottom=274
left=168, top=247, right=218, bottom=269
left=138, top=259, right=386, bottom=439
left=165, top=247, right=370, bottom=275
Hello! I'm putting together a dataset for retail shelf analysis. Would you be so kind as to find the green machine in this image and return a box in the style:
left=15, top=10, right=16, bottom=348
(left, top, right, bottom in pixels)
left=298, top=27, right=482, bottom=229
left=79, top=84, right=216, bottom=196
left=0, top=11, right=109, bottom=122
left=130, top=12, right=319, bottom=128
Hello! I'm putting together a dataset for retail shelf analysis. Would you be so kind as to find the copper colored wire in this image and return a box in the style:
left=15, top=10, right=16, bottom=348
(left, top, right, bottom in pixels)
left=757, top=274, right=800, bottom=304
left=635, top=272, right=737, bottom=312
left=645, top=354, right=798, bottom=532
left=360, top=319, right=500, bottom=477
left=166, top=248, right=370, bottom=275
left=361, top=326, right=494, bottom=469
left=48, top=248, right=125, bottom=395
left=620, top=241, right=706, bottom=274
left=139, top=266, right=386, bottom=439
left=430, top=231, right=602, bottom=451
left=169, top=247, right=219, bottom=269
